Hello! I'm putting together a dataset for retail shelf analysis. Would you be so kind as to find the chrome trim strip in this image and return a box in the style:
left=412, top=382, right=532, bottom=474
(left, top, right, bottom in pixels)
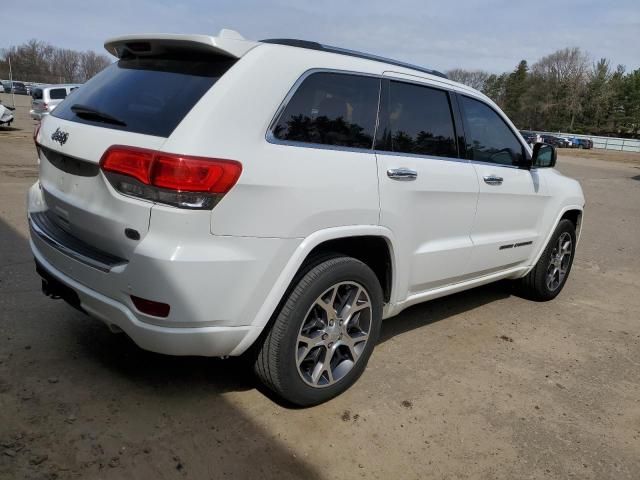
left=470, top=159, right=538, bottom=171
left=29, top=214, right=127, bottom=273
left=374, top=149, right=470, bottom=165
left=265, top=131, right=375, bottom=154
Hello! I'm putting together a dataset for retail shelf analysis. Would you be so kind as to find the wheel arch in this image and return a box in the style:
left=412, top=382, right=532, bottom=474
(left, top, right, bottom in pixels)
left=230, top=226, right=398, bottom=355
left=524, top=205, right=584, bottom=276
left=560, top=209, right=583, bottom=241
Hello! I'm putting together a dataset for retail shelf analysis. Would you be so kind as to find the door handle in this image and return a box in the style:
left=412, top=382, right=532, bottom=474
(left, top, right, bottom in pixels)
left=387, top=168, right=418, bottom=181
left=483, top=174, right=503, bottom=186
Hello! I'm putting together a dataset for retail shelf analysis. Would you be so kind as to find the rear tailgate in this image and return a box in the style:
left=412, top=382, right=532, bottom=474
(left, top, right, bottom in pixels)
left=34, top=38, right=244, bottom=260
left=36, top=117, right=164, bottom=259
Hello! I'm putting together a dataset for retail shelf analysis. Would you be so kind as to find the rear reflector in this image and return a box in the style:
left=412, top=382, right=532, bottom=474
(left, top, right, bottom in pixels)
left=100, top=145, right=242, bottom=209
left=131, top=295, right=170, bottom=318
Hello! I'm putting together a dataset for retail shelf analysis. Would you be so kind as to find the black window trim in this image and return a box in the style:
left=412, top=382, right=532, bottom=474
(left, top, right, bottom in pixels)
left=456, top=92, right=531, bottom=170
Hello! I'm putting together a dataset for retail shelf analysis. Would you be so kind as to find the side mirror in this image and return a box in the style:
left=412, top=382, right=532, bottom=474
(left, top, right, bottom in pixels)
left=531, top=142, right=557, bottom=168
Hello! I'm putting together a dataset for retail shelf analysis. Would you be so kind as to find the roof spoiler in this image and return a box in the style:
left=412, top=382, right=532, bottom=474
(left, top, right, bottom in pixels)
left=104, top=29, right=259, bottom=59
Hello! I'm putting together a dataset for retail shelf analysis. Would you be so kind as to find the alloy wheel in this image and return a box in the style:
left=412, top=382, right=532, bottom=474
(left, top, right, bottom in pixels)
left=296, top=281, right=372, bottom=388
left=546, top=232, right=572, bottom=291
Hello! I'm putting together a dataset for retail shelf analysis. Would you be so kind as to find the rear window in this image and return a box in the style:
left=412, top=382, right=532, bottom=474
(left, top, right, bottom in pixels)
left=49, top=88, right=67, bottom=100
left=272, top=72, right=380, bottom=149
left=53, top=51, right=236, bottom=137
left=32, top=88, right=43, bottom=100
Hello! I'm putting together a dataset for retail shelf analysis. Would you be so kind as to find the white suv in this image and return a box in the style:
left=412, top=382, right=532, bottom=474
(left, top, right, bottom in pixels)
left=28, top=30, right=584, bottom=406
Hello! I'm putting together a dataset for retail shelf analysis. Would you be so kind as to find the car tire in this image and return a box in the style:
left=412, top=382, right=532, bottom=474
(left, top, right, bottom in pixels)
left=254, top=255, right=383, bottom=406
left=515, top=219, right=576, bottom=301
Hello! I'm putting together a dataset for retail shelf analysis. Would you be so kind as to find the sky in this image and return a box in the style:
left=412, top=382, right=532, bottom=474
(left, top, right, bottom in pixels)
left=1, top=0, right=639, bottom=73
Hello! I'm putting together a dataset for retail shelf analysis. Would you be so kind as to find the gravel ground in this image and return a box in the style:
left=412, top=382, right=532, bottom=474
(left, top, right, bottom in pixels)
left=1, top=93, right=639, bottom=479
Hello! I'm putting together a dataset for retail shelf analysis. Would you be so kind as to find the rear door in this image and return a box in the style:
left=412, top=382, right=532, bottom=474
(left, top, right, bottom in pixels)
left=457, top=94, right=550, bottom=273
left=36, top=49, right=236, bottom=259
left=376, top=77, right=479, bottom=296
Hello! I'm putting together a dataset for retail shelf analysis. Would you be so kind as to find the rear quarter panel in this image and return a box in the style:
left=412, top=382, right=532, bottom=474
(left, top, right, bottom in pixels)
left=163, top=45, right=385, bottom=239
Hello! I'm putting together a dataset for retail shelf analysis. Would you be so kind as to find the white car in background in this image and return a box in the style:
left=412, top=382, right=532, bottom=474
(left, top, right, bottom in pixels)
left=30, top=84, right=81, bottom=120
left=28, top=30, right=584, bottom=406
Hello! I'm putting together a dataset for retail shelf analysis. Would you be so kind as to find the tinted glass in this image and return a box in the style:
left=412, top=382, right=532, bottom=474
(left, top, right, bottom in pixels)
left=272, top=72, right=379, bottom=149
left=377, top=81, right=456, bottom=157
left=32, top=88, right=43, bottom=100
left=460, top=96, right=523, bottom=166
left=49, top=88, right=67, bottom=100
left=53, top=52, right=235, bottom=137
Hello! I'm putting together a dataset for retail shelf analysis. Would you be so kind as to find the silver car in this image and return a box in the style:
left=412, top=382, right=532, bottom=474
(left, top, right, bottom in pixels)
left=30, top=84, right=81, bottom=120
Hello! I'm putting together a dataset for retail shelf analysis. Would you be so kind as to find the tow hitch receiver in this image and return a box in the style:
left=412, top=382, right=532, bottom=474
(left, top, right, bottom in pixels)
left=36, top=261, right=86, bottom=313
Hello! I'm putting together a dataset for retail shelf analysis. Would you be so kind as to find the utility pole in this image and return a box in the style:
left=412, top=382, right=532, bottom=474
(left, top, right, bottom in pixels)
left=8, top=54, right=16, bottom=108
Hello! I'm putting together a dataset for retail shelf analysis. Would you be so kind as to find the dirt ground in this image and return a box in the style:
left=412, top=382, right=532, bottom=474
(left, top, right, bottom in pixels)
left=1, top=93, right=639, bottom=479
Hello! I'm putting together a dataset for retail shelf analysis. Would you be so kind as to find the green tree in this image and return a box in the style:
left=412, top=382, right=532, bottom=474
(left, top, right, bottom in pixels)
left=481, top=73, right=508, bottom=107
left=503, top=60, right=529, bottom=125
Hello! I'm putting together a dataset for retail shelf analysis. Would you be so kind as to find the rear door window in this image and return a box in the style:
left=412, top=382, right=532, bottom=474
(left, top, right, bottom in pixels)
left=377, top=81, right=457, bottom=158
left=272, top=72, right=380, bottom=149
left=49, top=88, right=67, bottom=100
left=53, top=52, right=236, bottom=137
left=459, top=95, right=524, bottom=166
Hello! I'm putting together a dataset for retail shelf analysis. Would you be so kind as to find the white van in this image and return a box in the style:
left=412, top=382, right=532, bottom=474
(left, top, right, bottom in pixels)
left=30, top=84, right=81, bottom=120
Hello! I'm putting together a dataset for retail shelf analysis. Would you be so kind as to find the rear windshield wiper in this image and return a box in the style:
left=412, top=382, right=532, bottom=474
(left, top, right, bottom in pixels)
left=70, top=104, right=127, bottom=127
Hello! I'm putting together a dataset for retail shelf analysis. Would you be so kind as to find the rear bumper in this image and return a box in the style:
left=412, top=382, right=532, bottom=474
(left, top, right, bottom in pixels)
left=32, top=249, right=257, bottom=356
left=27, top=183, right=299, bottom=356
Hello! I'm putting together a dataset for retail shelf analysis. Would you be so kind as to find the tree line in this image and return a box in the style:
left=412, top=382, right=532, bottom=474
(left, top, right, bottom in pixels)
left=0, top=39, right=111, bottom=84
left=448, top=47, right=639, bottom=138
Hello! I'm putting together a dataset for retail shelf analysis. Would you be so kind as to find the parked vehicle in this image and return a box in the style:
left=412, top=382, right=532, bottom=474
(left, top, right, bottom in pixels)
left=519, top=130, right=542, bottom=145
left=0, top=100, right=15, bottom=126
left=540, top=134, right=564, bottom=148
left=1, top=80, right=12, bottom=93
left=519, top=131, right=534, bottom=144
left=558, top=136, right=579, bottom=148
left=9, top=81, right=28, bottom=95
left=29, top=30, right=585, bottom=406
left=30, top=84, right=81, bottom=120
left=570, top=138, right=593, bottom=149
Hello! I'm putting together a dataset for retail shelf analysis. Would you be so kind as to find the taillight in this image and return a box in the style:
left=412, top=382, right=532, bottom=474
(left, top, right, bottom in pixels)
left=100, top=145, right=242, bottom=210
left=43, top=103, right=49, bottom=111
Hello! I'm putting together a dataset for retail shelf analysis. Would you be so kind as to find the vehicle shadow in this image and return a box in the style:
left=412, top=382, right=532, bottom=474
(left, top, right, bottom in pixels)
left=0, top=126, right=21, bottom=132
left=379, top=281, right=513, bottom=344
left=0, top=215, right=322, bottom=479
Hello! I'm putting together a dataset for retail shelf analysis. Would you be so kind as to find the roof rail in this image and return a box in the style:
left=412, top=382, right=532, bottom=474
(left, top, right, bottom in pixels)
left=260, top=38, right=448, bottom=79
